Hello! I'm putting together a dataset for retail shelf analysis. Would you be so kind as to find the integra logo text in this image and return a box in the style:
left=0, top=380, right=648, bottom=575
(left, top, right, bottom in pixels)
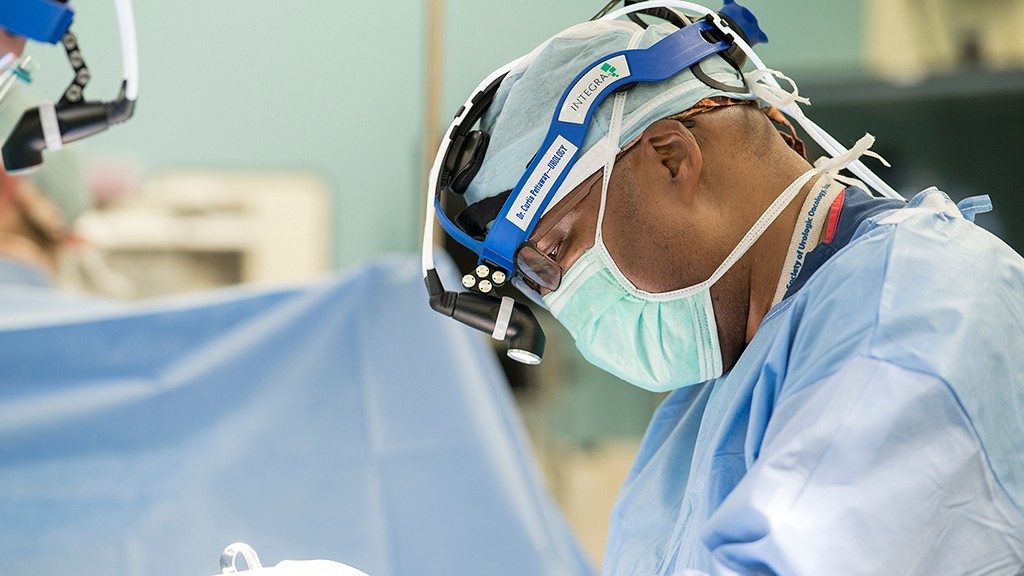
left=567, top=65, right=618, bottom=114
left=558, top=56, right=630, bottom=125
left=515, top=144, right=569, bottom=221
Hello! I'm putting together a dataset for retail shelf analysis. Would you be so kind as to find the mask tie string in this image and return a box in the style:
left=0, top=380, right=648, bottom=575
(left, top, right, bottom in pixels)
left=814, top=133, right=890, bottom=189
left=594, top=26, right=644, bottom=246
left=744, top=66, right=902, bottom=200
left=704, top=134, right=887, bottom=290
left=743, top=68, right=810, bottom=111
left=595, top=90, right=629, bottom=246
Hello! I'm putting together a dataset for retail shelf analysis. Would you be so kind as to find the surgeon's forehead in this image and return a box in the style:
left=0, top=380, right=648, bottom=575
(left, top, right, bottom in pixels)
left=531, top=170, right=599, bottom=242
left=531, top=129, right=646, bottom=237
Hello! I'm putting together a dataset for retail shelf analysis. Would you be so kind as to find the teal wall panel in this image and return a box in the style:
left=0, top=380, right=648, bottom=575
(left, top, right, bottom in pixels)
left=25, top=0, right=426, bottom=267
left=21, top=0, right=864, bottom=269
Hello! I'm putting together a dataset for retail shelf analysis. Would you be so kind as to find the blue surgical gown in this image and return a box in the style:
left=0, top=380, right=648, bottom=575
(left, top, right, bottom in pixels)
left=604, top=188, right=1024, bottom=575
left=0, top=256, right=119, bottom=323
left=0, top=256, right=592, bottom=576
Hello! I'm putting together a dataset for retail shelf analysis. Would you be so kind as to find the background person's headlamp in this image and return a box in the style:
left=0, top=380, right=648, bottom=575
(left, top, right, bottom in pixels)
left=421, top=0, right=769, bottom=365
left=0, top=0, right=139, bottom=174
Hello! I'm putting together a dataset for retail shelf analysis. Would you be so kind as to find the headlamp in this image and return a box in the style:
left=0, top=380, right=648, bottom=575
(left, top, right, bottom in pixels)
left=0, top=0, right=140, bottom=174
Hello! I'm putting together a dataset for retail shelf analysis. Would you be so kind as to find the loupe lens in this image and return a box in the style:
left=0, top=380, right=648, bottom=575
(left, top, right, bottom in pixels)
left=515, top=243, right=561, bottom=292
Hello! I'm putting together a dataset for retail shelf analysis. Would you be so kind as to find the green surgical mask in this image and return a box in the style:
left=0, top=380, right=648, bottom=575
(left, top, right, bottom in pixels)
left=543, top=242, right=723, bottom=392
left=543, top=134, right=823, bottom=392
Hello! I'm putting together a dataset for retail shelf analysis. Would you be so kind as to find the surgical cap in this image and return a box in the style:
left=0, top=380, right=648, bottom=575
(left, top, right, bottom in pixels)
left=1, top=85, right=90, bottom=224
left=464, top=19, right=758, bottom=220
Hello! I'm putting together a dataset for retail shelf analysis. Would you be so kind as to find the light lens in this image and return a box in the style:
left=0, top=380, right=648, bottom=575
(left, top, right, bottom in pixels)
left=508, top=348, right=541, bottom=365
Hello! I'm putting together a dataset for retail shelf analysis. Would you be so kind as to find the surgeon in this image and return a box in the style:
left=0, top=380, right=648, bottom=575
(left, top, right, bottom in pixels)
left=430, top=7, right=1024, bottom=576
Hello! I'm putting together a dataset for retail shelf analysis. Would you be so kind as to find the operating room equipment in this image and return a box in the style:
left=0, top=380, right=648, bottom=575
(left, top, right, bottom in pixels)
left=221, top=543, right=264, bottom=573
left=0, top=0, right=139, bottom=173
left=421, top=0, right=905, bottom=366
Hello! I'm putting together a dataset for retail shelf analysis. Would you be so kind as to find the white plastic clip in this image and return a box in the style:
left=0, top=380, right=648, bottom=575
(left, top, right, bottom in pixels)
left=220, top=542, right=263, bottom=573
left=38, top=102, right=64, bottom=152
left=491, top=296, right=515, bottom=340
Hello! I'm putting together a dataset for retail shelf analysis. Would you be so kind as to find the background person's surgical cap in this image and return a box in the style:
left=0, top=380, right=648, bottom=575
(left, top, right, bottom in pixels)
left=464, top=19, right=758, bottom=220
left=1, top=86, right=90, bottom=224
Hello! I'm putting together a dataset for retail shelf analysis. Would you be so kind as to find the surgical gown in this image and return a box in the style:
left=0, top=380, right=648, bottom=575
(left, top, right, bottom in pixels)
left=604, top=189, right=1024, bottom=575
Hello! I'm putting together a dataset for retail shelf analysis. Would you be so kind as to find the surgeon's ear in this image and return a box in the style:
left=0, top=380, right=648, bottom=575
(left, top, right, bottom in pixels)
left=641, top=118, right=702, bottom=189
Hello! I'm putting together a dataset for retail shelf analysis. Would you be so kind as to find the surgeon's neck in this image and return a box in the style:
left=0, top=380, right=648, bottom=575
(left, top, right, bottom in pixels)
left=689, top=104, right=819, bottom=366
left=738, top=160, right=817, bottom=345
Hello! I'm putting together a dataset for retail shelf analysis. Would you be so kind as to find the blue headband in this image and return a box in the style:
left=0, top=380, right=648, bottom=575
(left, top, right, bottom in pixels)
left=0, top=0, right=74, bottom=45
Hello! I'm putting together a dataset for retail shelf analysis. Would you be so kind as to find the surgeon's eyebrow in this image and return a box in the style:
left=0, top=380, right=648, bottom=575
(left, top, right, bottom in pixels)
left=529, top=135, right=642, bottom=244
left=530, top=171, right=601, bottom=243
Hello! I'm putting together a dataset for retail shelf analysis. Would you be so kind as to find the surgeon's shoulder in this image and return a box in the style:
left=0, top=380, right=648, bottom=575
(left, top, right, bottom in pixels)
left=865, top=193, right=1024, bottom=372
left=790, top=190, right=1024, bottom=508
left=784, top=190, right=1024, bottom=383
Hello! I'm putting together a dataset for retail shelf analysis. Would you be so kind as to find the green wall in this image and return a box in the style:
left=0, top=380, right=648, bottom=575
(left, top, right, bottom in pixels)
left=26, top=0, right=426, bottom=267
left=24, top=1, right=865, bottom=268
left=441, top=0, right=865, bottom=120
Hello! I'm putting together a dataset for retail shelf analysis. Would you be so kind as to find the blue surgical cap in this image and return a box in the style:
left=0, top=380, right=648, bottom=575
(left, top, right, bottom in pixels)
left=464, top=19, right=757, bottom=219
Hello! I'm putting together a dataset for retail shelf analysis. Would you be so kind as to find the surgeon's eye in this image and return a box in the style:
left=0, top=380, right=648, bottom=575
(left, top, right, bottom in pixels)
left=546, top=240, right=565, bottom=262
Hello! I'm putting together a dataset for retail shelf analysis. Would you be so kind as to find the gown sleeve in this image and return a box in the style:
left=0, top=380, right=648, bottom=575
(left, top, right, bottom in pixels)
left=700, top=355, right=1024, bottom=576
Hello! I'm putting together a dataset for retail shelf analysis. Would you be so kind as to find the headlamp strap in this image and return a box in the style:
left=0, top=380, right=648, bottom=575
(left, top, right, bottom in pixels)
left=455, top=189, right=512, bottom=239
left=478, top=19, right=732, bottom=273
